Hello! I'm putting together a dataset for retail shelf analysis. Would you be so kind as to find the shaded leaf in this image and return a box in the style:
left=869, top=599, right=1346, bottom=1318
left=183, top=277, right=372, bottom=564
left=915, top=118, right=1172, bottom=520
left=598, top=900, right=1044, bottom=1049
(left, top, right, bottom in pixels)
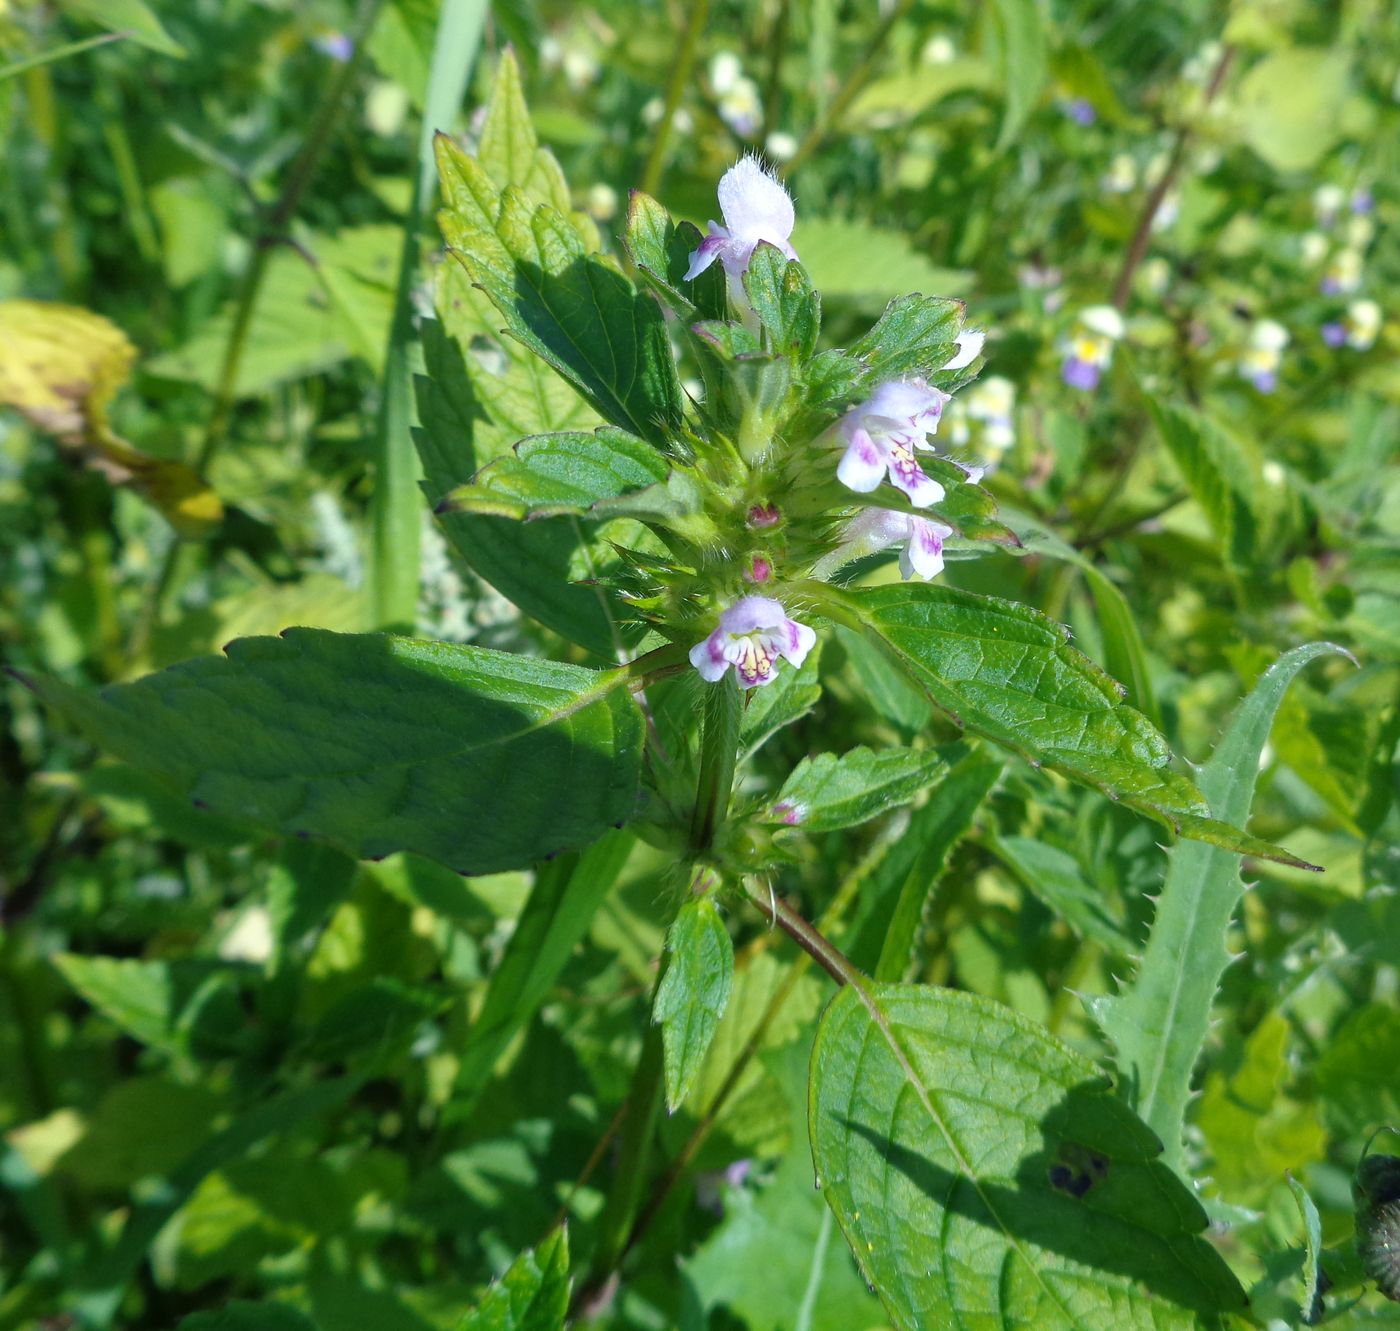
left=622, top=189, right=726, bottom=320
left=743, top=244, right=821, bottom=364
left=19, top=630, right=644, bottom=875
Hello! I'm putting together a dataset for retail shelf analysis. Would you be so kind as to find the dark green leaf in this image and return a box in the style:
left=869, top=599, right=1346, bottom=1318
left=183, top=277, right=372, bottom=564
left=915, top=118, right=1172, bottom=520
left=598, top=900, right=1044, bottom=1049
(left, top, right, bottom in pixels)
left=766, top=746, right=949, bottom=833
left=18, top=630, right=643, bottom=875
left=653, top=895, right=734, bottom=1112
left=623, top=189, right=726, bottom=320
left=447, top=162, right=683, bottom=443
left=852, top=582, right=1317, bottom=865
left=809, top=983, right=1248, bottom=1331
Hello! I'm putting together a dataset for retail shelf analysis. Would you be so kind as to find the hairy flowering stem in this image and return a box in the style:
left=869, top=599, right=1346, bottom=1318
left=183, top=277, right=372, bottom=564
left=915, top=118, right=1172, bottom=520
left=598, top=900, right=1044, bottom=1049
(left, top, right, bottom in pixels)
left=689, top=672, right=742, bottom=852
left=740, top=877, right=865, bottom=989
left=1109, top=42, right=1235, bottom=310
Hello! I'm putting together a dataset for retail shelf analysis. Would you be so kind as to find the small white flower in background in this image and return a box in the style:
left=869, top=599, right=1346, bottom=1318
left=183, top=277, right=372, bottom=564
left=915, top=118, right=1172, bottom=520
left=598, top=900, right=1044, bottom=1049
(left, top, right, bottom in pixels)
left=1314, top=183, right=1345, bottom=227
left=947, top=375, right=1017, bottom=458
left=1102, top=153, right=1138, bottom=194
left=1151, top=190, right=1180, bottom=233
left=219, top=906, right=274, bottom=964
left=1299, top=231, right=1329, bottom=267
left=1019, top=261, right=1065, bottom=313
left=841, top=508, right=955, bottom=581
left=1238, top=319, right=1289, bottom=393
left=562, top=45, right=600, bottom=90
left=710, top=52, right=763, bottom=136
left=1346, top=214, right=1375, bottom=250
left=685, top=155, right=797, bottom=282
left=834, top=379, right=949, bottom=505
left=1324, top=298, right=1382, bottom=351
left=1140, top=256, right=1171, bottom=295
left=1181, top=41, right=1223, bottom=85
left=585, top=183, right=618, bottom=222
left=1060, top=305, right=1124, bottom=391
left=1323, top=247, right=1363, bottom=294
left=642, top=97, right=693, bottom=135
left=690, top=596, right=816, bottom=688
left=765, top=130, right=799, bottom=162
left=922, top=35, right=956, bottom=64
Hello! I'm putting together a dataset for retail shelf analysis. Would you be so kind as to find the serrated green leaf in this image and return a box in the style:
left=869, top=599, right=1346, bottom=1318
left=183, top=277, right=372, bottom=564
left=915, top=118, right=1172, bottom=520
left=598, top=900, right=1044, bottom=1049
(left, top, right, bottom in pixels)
left=766, top=746, right=950, bottom=833
left=1008, top=509, right=1159, bottom=725
left=18, top=630, right=643, bottom=875
left=439, top=426, right=668, bottom=519
left=796, top=218, right=973, bottom=306
left=809, top=983, right=1247, bottom=1331
left=851, top=582, right=1318, bottom=865
left=1146, top=397, right=1259, bottom=574
left=847, top=293, right=965, bottom=387
left=451, top=186, right=683, bottom=444
left=458, top=1228, right=570, bottom=1331
left=1088, top=642, right=1349, bottom=1175
left=52, top=954, right=183, bottom=1055
left=743, top=244, right=821, bottom=364
left=739, top=638, right=823, bottom=758
left=653, top=896, right=734, bottom=1112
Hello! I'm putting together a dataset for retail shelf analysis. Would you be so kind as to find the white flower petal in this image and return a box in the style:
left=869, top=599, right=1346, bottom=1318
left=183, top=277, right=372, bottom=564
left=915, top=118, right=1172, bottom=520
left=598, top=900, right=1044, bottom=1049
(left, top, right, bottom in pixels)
left=689, top=634, right=732, bottom=682
left=944, top=330, right=985, bottom=370
left=836, top=430, right=887, bottom=492
left=717, top=155, right=795, bottom=248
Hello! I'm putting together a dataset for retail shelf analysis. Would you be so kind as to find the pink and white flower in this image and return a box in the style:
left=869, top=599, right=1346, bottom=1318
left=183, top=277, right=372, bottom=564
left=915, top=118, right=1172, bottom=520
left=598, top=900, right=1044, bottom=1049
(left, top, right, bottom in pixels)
left=684, top=156, right=797, bottom=281
left=834, top=379, right=949, bottom=506
left=689, top=596, right=816, bottom=688
left=841, top=508, right=955, bottom=581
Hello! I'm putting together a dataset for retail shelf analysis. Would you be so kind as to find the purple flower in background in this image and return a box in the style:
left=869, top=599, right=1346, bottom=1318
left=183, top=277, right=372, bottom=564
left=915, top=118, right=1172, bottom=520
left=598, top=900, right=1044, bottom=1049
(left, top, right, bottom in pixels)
left=689, top=596, right=816, bottom=688
left=684, top=156, right=797, bottom=281
left=1061, top=97, right=1096, bottom=126
left=1322, top=321, right=1347, bottom=347
left=1059, top=306, right=1124, bottom=391
left=1238, top=319, right=1289, bottom=392
left=835, top=379, right=949, bottom=506
left=313, top=32, right=354, bottom=62
left=1351, top=188, right=1375, bottom=216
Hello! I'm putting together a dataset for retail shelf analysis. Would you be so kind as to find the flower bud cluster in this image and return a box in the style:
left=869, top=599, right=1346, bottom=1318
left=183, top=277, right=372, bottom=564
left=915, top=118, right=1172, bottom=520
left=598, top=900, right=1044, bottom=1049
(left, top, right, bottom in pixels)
left=677, top=158, right=994, bottom=688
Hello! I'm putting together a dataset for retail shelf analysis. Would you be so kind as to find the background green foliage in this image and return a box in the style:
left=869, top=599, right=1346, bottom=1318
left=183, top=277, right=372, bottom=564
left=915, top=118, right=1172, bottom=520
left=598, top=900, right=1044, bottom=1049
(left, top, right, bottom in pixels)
left=2, top=0, right=1399, bottom=1327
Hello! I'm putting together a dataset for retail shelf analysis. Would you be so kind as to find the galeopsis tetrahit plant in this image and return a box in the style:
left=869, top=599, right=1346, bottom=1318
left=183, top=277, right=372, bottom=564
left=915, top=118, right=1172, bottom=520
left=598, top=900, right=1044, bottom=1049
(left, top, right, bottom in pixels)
left=21, top=54, right=1336, bottom=1331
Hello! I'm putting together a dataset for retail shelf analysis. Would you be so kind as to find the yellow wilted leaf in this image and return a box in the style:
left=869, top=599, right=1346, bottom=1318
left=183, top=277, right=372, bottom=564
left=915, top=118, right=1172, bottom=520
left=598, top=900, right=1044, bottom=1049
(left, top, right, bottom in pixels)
left=0, top=299, right=222, bottom=535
